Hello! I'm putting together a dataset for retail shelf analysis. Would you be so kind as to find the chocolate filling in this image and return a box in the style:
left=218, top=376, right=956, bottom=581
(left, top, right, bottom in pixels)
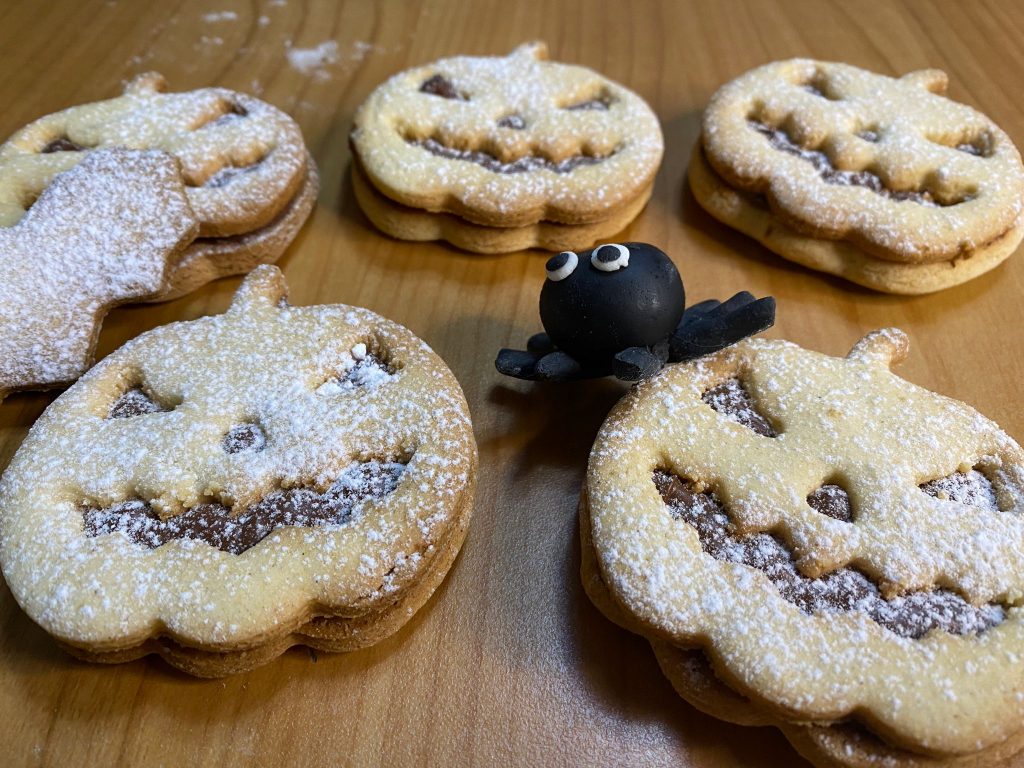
left=701, top=379, right=777, bottom=437
left=223, top=423, right=266, bottom=454
left=564, top=95, right=613, bottom=111
left=496, top=114, right=526, bottom=129
left=412, top=137, right=611, bottom=174
left=42, top=137, right=86, bottom=153
left=807, top=484, right=853, bottom=522
left=921, top=469, right=999, bottom=512
left=653, top=469, right=1004, bottom=638
left=749, top=120, right=962, bottom=207
left=108, top=388, right=170, bottom=418
left=419, top=74, right=466, bottom=100
left=82, top=460, right=406, bottom=554
left=204, top=161, right=261, bottom=188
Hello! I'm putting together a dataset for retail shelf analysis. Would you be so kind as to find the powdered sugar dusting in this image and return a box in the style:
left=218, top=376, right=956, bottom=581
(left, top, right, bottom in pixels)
left=0, top=266, right=476, bottom=655
left=351, top=42, right=663, bottom=225
left=0, top=150, right=197, bottom=393
left=586, top=331, right=1024, bottom=754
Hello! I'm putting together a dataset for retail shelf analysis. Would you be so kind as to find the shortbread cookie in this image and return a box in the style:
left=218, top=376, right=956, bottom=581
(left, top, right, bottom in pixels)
left=0, top=266, right=477, bottom=677
left=583, top=503, right=1024, bottom=766
left=0, top=148, right=197, bottom=396
left=351, top=157, right=652, bottom=253
left=650, top=640, right=1024, bottom=768
left=689, top=144, right=1022, bottom=294
left=585, top=329, right=1024, bottom=756
left=700, top=59, right=1024, bottom=264
left=0, top=72, right=309, bottom=237
left=351, top=42, right=663, bottom=228
left=156, top=157, right=319, bottom=302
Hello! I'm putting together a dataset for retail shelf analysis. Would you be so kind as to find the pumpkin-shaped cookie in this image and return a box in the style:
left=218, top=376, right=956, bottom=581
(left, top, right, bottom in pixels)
left=0, top=266, right=477, bottom=676
left=351, top=42, right=663, bottom=228
left=584, top=329, right=1024, bottom=757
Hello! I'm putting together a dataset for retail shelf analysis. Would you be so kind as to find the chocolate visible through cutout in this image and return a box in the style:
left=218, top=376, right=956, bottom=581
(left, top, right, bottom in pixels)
left=83, top=460, right=407, bottom=554
left=108, top=387, right=170, bottom=418
left=41, top=137, right=87, bottom=153
left=412, top=137, right=611, bottom=175
left=223, top=423, right=266, bottom=454
left=419, top=74, right=466, bottom=100
left=807, top=484, right=853, bottom=522
left=749, top=120, right=967, bottom=207
left=653, top=469, right=1004, bottom=638
left=921, top=469, right=999, bottom=512
left=701, top=378, right=777, bottom=437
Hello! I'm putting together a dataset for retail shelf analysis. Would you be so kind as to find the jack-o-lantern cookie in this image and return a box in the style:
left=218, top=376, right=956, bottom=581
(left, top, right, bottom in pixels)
left=0, top=266, right=477, bottom=677
left=350, top=42, right=663, bottom=252
left=690, top=60, right=1024, bottom=293
left=582, top=329, right=1024, bottom=764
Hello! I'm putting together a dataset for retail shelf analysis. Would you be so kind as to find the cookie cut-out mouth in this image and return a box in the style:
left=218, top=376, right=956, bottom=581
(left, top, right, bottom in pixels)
left=653, top=469, right=1005, bottom=638
left=701, top=378, right=777, bottom=437
left=82, top=460, right=407, bottom=554
left=748, top=120, right=972, bottom=207
left=410, top=136, right=613, bottom=175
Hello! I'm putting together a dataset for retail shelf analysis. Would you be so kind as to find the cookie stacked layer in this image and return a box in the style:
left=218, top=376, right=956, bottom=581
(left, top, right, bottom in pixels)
left=582, top=330, right=1024, bottom=767
left=0, top=74, right=318, bottom=397
left=690, top=59, right=1024, bottom=294
left=0, top=267, right=477, bottom=677
left=350, top=43, right=663, bottom=253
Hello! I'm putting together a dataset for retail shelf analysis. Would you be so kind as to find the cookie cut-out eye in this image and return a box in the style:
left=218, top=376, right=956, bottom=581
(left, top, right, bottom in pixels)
left=317, top=341, right=397, bottom=395
left=193, top=100, right=249, bottom=130
left=419, top=74, right=467, bottom=100
left=41, top=136, right=87, bottom=153
left=590, top=243, right=629, bottom=272
left=701, top=378, right=777, bottom=437
left=807, top=484, right=853, bottom=522
left=223, top=423, right=266, bottom=454
left=108, top=387, right=172, bottom=419
left=546, top=251, right=578, bottom=281
left=202, top=157, right=265, bottom=188
left=921, top=469, right=999, bottom=512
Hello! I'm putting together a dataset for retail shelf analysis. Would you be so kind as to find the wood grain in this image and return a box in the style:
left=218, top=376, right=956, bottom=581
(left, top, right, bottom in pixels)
left=2, top=0, right=1023, bottom=765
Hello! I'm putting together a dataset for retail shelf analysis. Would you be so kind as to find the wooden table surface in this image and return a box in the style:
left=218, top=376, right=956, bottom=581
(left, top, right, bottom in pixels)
left=2, top=1, right=1024, bottom=765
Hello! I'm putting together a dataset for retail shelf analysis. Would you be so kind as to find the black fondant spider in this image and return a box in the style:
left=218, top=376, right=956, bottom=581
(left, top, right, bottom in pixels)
left=495, top=242, right=776, bottom=382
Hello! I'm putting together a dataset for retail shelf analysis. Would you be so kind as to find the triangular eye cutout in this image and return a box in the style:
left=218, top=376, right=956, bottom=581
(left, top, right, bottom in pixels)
left=419, top=74, right=467, bottom=100
left=107, top=387, right=173, bottom=419
left=701, top=378, right=777, bottom=437
left=921, top=468, right=999, bottom=512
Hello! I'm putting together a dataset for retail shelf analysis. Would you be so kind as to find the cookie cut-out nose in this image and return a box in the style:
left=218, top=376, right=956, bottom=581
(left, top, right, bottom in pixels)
left=223, top=423, right=266, bottom=454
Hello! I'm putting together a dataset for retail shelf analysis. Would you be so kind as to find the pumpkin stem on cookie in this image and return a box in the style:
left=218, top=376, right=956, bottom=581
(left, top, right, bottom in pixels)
left=846, top=328, right=910, bottom=368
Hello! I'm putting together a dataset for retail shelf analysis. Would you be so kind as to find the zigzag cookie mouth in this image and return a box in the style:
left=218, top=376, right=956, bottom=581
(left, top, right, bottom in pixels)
left=653, top=468, right=1007, bottom=638
left=409, top=136, right=615, bottom=174
left=82, top=460, right=407, bottom=555
left=748, top=120, right=973, bottom=207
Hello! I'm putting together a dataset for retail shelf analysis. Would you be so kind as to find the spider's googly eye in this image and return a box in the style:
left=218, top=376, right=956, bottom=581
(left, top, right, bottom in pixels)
left=546, top=251, right=578, bottom=281
left=591, top=243, right=630, bottom=272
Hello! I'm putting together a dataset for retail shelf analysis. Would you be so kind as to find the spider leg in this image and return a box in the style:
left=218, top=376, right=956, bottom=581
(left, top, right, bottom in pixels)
left=613, top=346, right=666, bottom=382
left=495, top=345, right=595, bottom=381
left=670, top=292, right=776, bottom=362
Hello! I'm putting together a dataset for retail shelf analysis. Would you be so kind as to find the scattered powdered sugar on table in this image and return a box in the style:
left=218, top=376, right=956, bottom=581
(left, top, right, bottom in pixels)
left=201, top=10, right=238, bottom=23
left=286, top=40, right=339, bottom=80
